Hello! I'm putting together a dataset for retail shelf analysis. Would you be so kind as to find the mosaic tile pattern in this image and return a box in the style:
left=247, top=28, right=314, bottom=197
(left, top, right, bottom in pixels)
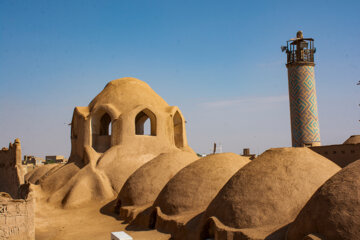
left=288, top=65, right=321, bottom=147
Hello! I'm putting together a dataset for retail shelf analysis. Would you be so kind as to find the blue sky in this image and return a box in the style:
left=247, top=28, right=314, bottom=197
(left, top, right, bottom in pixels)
left=1, top=0, right=359, bottom=157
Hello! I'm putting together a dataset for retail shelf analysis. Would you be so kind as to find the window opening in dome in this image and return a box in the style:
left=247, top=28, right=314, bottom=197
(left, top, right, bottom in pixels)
left=92, top=112, right=112, bottom=153
left=143, top=118, right=151, bottom=135
left=100, top=113, right=111, bottom=136
left=135, top=109, right=156, bottom=136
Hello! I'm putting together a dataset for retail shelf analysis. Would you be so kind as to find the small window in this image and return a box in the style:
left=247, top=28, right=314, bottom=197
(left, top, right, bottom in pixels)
left=100, top=113, right=111, bottom=136
left=135, top=109, right=156, bottom=136
left=341, top=150, right=345, bottom=154
left=351, top=150, right=355, bottom=154
left=324, top=151, right=328, bottom=155
left=91, top=111, right=112, bottom=153
left=333, top=151, right=337, bottom=154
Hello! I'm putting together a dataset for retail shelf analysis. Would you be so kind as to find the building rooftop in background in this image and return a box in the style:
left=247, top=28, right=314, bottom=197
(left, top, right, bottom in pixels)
left=45, top=155, right=67, bottom=164
left=23, top=155, right=44, bottom=166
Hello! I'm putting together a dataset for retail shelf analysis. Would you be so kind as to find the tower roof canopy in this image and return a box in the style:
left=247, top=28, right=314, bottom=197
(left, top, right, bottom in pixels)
left=288, top=38, right=314, bottom=43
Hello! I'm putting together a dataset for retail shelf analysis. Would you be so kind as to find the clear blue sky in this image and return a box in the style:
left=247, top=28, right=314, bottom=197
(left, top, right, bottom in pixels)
left=1, top=0, right=359, bottom=157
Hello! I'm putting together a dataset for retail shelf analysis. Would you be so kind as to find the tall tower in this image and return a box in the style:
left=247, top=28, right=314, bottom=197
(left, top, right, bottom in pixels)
left=282, top=31, right=321, bottom=147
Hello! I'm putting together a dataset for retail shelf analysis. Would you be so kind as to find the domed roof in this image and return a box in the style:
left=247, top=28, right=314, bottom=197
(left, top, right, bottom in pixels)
left=89, top=77, right=169, bottom=113
left=47, top=164, right=115, bottom=208
left=117, top=150, right=198, bottom=208
left=343, top=135, right=360, bottom=144
left=153, top=153, right=250, bottom=216
left=200, top=148, right=340, bottom=237
left=25, top=164, right=62, bottom=184
left=286, top=159, right=360, bottom=240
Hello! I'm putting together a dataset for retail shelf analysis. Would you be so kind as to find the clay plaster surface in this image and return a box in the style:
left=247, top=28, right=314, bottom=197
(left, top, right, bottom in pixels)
left=26, top=77, right=195, bottom=209
left=0, top=192, right=34, bottom=240
left=0, top=139, right=24, bottom=199
left=35, top=198, right=170, bottom=240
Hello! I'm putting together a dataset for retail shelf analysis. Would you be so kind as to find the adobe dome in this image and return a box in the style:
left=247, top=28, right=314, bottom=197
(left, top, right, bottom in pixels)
left=47, top=164, right=115, bottom=208
left=89, top=77, right=169, bottom=114
left=117, top=150, right=198, bottom=209
left=70, top=76, right=191, bottom=159
left=153, top=153, right=250, bottom=216
left=39, top=162, right=81, bottom=194
left=27, top=77, right=194, bottom=208
left=343, top=135, right=360, bottom=144
left=25, top=164, right=62, bottom=184
left=115, top=150, right=198, bottom=221
left=132, top=153, right=250, bottom=235
left=286, top=159, right=360, bottom=240
left=199, top=148, right=340, bottom=239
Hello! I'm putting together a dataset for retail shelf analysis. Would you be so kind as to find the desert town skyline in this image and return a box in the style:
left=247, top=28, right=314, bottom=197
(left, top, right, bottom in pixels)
left=1, top=1, right=359, bottom=157
left=1, top=3, right=360, bottom=236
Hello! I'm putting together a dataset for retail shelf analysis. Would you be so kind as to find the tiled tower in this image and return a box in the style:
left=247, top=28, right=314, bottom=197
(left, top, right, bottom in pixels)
left=282, top=31, right=321, bottom=147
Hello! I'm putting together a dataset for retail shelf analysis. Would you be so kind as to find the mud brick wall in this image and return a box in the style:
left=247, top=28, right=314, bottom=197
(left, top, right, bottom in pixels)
left=0, top=192, right=35, bottom=240
left=0, top=139, right=24, bottom=198
left=310, top=143, right=360, bottom=168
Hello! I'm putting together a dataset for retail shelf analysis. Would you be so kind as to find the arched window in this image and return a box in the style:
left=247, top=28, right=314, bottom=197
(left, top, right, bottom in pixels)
left=100, top=113, right=111, bottom=135
left=92, top=112, right=112, bottom=153
left=173, top=111, right=184, bottom=148
left=135, top=109, right=156, bottom=136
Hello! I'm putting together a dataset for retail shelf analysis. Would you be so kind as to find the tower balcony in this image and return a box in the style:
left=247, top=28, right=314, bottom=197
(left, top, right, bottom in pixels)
left=282, top=31, right=316, bottom=65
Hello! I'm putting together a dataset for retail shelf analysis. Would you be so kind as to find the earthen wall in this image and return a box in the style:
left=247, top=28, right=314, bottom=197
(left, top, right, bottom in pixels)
left=0, top=192, right=34, bottom=240
left=310, top=143, right=360, bottom=167
left=0, top=139, right=24, bottom=198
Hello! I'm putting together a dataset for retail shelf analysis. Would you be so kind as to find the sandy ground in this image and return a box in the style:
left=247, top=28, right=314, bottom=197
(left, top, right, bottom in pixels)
left=35, top=199, right=170, bottom=240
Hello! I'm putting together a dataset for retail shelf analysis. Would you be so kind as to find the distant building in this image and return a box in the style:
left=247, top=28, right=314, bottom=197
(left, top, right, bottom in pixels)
left=45, top=155, right=67, bottom=164
left=22, top=155, right=44, bottom=174
left=241, top=148, right=256, bottom=160
left=310, top=135, right=360, bottom=168
left=23, top=155, right=44, bottom=165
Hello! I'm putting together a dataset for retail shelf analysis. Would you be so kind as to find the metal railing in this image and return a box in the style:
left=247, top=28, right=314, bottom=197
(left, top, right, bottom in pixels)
left=287, top=49, right=314, bottom=64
